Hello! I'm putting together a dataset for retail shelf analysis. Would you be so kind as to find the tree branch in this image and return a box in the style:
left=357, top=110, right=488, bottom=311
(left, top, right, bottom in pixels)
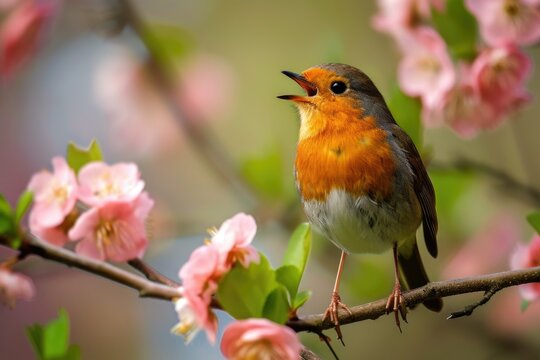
left=4, top=233, right=540, bottom=337
left=11, top=235, right=181, bottom=301
left=288, top=267, right=540, bottom=332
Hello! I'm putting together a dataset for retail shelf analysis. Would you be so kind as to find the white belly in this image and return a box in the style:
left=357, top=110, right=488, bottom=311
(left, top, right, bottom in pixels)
left=302, top=189, right=420, bottom=254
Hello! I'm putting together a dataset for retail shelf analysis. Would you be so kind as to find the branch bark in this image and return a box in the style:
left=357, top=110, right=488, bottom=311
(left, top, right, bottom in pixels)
left=6, top=232, right=540, bottom=332
left=287, top=267, right=540, bottom=332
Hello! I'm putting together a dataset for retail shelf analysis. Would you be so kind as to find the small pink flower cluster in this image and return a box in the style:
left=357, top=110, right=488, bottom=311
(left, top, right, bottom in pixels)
left=0, top=0, right=53, bottom=79
left=373, top=0, right=539, bottom=138
left=172, top=213, right=301, bottom=360
left=172, top=213, right=259, bottom=343
left=511, top=234, right=540, bottom=302
left=27, top=157, right=154, bottom=262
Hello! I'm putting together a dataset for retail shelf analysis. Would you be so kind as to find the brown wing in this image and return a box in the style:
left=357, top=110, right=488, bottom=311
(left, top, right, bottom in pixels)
left=390, top=124, right=438, bottom=258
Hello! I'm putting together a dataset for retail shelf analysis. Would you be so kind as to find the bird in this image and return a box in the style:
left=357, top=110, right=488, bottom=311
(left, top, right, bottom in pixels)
left=278, top=63, right=443, bottom=339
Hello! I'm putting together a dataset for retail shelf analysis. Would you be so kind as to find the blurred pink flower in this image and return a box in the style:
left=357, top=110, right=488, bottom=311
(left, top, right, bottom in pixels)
left=510, top=235, right=540, bottom=302
left=422, top=64, right=500, bottom=138
left=465, top=0, right=540, bottom=46
left=471, top=44, right=532, bottom=113
left=94, top=49, right=182, bottom=157
left=0, top=267, right=35, bottom=307
left=372, top=0, right=444, bottom=35
left=27, top=157, right=77, bottom=246
left=0, top=0, right=20, bottom=11
left=0, top=1, right=52, bottom=78
left=77, top=161, right=145, bottom=207
left=221, top=319, right=301, bottom=360
left=397, top=27, right=455, bottom=110
left=443, top=214, right=520, bottom=279
left=176, top=55, right=235, bottom=122
left=177, top=245, right=221, bottom=343
left=68, top=193, right=153, bottom=261
left=210, top=213, right=259, bottom=273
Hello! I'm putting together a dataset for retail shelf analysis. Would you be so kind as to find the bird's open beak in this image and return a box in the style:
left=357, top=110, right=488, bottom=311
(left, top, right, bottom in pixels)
left=277, top=71, right=317, bottom=102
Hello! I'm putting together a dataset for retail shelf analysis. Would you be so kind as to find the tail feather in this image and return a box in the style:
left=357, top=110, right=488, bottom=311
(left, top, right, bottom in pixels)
left=398, top=242, right=443, bottom=312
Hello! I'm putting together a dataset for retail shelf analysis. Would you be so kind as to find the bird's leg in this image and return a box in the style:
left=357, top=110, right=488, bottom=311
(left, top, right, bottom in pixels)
left=323, top=251, right=352, bottom=344
left=385, top=243, right=408, bottom=332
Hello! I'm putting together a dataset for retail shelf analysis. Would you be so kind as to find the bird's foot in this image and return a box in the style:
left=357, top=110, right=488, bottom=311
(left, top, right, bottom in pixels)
left=323, top=291, right=352, bottom=344
left=385, top=281, right=408, bottom=332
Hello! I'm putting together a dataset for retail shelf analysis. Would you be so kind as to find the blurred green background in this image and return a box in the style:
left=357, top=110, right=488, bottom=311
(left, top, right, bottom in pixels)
left=1, top=0, right=540, bottom=359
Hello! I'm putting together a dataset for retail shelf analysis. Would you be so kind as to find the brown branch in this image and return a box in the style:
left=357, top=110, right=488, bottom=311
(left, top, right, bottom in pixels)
left=4, top=233, right=540, bottom=348
left=128, top=258, right=179, bottom=287
left=431, top=158, right=540, bottom=206
left=287, top=267, right=540, bottom=333
left=13, top=235, right=181, bottom=301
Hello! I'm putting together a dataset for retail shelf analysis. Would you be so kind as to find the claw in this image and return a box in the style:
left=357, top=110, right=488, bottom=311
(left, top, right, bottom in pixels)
left=323, top=292, right=352, bottom=345
left=385, top=282, right=408, bottom=332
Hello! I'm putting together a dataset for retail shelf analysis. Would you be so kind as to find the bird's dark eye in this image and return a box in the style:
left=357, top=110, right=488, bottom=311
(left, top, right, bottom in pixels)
left=330, top=81, right=347, bottom=94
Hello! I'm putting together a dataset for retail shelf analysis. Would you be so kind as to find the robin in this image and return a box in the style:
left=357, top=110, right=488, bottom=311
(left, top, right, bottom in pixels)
left=278, top=63, right=442, bottom=339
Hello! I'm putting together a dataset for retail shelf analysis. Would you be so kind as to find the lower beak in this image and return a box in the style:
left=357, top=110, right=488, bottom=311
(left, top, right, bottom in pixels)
left=277, top=70, right=317, bottom=102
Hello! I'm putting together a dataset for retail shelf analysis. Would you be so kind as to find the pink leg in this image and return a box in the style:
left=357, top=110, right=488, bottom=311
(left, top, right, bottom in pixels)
left=323, top=251, right=352, bottom=343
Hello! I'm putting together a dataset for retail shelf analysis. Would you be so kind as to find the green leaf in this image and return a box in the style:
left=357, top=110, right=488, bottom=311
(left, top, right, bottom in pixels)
left=0, top=194, right=12, bottom=216
left=292, top=290, right=312, bottom=310
left=141, top=24, right=193, bottom=71
left=217, top=255, right=278, bottom=319
left=262, top=286, right=290, bottom=324
left=387, top=85, right=422, bottom=149
left=66, top=140, right=103, bottom=174
left=15, top=191, right=33, bottom=225
left=432, top=0, right=478, bottom=60
left=521, top=300, right=531, bottom=312
left=276, top=265, right=301, bottom=300
left=282, top=223, right=312, bottom=278
left=0, top=194, right=14, bottom=236
left=526, top=212, right=540, bottom=235
left=26, top=309, right=78, bottom=360
left=241, top=148, right=285, bottom=199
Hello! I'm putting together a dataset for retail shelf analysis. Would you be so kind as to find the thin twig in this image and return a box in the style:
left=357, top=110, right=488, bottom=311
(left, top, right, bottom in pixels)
left=128, top=258, right=179, bottom=287
left=431, top=158, right=540, bottom=206
left=447, top=286, right=501, bottom=319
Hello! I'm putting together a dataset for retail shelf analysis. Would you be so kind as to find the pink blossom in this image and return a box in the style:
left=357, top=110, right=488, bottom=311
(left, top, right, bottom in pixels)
left=179, top=245, right=220, bottom=300
left=77, top=161, right=145, bottom=206
left=397, top=27, right=456, bottom=109
left=210, top=213, right=260, bottom=273
left=0, top=1, right=52, bottom=78
left=372, top=0, right=444, bottom=35
left=27, top=157, right=78, bottom=246
left=0, top=267, right=35, bottom=307
left=471, top=44, right=532, bottom=113
left=443, top=214, right=520, bottom=279
left=221, top=319, right=302, bottom=360
left=176, top=245, right=221, bottom=343
left=465, top=0, right=540, bottom=46
left=510, top=235, right=540, bottom=302
left=68, top=193, right=154, bottom=261
left=422, top=64, right=500, bottom=138
left=176, top=55, right=235, bottom=122
left=94, top=49, right=182, bottom=156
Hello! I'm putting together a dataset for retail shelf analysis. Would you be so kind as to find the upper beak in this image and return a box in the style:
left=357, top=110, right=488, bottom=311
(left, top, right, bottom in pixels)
left=277, top=70, right=317, bottom=102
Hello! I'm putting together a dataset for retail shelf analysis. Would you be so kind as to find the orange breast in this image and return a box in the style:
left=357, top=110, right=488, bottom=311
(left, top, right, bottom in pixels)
left=295, top=116, right=396, bottom=201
